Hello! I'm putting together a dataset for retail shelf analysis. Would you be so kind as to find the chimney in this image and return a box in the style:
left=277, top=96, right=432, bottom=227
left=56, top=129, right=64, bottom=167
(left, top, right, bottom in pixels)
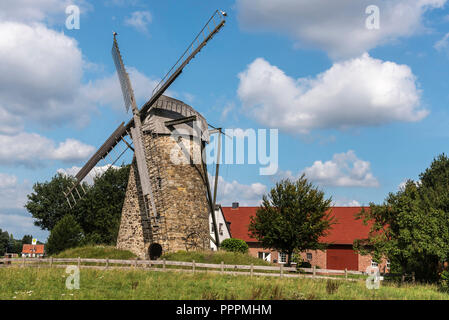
left=232, top=202, right=239, bottom=209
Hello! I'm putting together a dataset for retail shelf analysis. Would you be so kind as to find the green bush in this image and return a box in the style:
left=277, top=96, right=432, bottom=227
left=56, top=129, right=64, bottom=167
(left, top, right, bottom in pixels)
left=298, top=261, right=312, bottom=268
left=220, top=238, right=249, bottom=254
left=440, top=270, right=449, bottom=291
left=46, top=215, right=83, bottom=255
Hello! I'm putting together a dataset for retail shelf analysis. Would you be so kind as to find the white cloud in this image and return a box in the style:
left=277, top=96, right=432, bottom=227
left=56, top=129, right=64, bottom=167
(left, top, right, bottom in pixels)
left=237, top=0, right=446, bottom=59
left=0, top=211, right=48, bottom=241
left=210, top=174, right=267, bottom=206
left=57, top=164, right=120, bottom=185
left=0, top=173, right=18, bottom=189
left=51, top=139, right=96, bottom=162
left=398, top=180, right=408, bottom=190
left=333, top=199, right=362, bottom=207
left=82, top=67, right=159, bottom=112
left=125, top=11, right=152, bottom=34
left=0, top=21, right=87, bottom=126
left=220, top=102, right=236, bottom=121
left=0, top=133, right=95, bottom=167
left=0, top=213, right=34, bottom=231
left=0, top=20, right=162, bottom=127
left=0, top=0, right=89, bottom=24
left=0, top=174, right=31, bottom=209
left=303, top=150, right=379, bottom=187
left=0, top=106, right=23, bottom=135
left=106, top=0, right=141, bottom=6
left=279, top=150, right=379, bottom=188
left=434, top=32, right=449, bottom=53
left=238, top=55, right=427, bottom=134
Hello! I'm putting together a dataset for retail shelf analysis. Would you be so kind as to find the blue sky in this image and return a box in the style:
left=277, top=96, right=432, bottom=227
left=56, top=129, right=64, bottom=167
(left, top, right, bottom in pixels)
left=2, top=0, right=449, bottom=242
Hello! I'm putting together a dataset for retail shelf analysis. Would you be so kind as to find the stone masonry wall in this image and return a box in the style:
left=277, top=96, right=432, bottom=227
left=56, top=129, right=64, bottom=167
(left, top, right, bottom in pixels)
left=117, top=132, right=210, bottom=258
left=116, top=159, right=152, bottom=258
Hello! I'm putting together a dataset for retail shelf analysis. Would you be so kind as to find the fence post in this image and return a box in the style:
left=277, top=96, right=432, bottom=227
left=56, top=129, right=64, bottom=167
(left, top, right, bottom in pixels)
left=221, top=261, right=224, bottom=275
left=250, top=264, right=254, bottom=278
left=280, top=264, right=283, bottom=278
left=163, top=258, right=166, bottom=271
left=106, top=258, right=109, bottom=269
left=50, top=257, right=53, bottom=268
left=134, top=258, right=138, bottom=268
left=401, top=274, right=405, bottom=283
left=192, top=260, right=196, bottom=274
left=77, top=257, right=80, bottom=269
left=313, top=265, right=316, bottom=278
left=345, top=268, right=347, bottom=280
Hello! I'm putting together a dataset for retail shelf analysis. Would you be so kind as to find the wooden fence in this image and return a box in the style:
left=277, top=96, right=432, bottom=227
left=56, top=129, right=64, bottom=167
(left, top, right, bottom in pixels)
left=0, top=257, right=371, bottom=282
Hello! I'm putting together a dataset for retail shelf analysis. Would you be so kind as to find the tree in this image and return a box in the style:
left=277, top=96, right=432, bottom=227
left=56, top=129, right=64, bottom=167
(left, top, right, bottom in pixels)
left=248, top=175, right=334, bottom=266
left=25, top=173, right=77, bottom=231
left=76, top=165, right=130, bottom=244
left=0, top=229, right=9, bottom=256
left=25, top=165, right=130, bottom=245
left=355, top=154, right=449, bottom=281
left=21, top=235, right=33, bottom=245
left=46, top=215, right=83, bottom=255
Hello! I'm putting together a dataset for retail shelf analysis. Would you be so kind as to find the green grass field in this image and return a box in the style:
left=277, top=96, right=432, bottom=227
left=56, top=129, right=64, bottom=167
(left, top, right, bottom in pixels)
left=3, top=246, right=445, bottom=300
left=1, top=267, right=448, bottom=300
left=50, top=245, right=273, bottom=267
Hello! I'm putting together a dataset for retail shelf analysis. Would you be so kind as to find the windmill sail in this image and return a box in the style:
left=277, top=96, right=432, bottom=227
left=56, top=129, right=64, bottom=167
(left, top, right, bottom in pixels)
left=63, top=122, right=133, bottom=208
left=111, top=34, right=157, bottom=217
left=112, top=34, right=133, bottom=113
left=63, top=10, right=227, bottom=213
left=136, top=9, right=227, bottom=123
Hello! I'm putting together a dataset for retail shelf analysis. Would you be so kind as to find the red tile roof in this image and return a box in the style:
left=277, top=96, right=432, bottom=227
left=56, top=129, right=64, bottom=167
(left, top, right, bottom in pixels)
left=22, top=244, right=45, bottom=254
left=221, top=206, right=371, bottom=245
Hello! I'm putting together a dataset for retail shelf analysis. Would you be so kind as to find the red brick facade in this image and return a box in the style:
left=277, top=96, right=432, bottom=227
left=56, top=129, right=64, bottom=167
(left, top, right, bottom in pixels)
left=222, top=206, right=389, bottom=272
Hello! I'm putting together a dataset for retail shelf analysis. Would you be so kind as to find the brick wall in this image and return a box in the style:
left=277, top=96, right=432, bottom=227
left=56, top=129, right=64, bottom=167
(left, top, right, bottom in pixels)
left=246, top=242, right=389, bottom=272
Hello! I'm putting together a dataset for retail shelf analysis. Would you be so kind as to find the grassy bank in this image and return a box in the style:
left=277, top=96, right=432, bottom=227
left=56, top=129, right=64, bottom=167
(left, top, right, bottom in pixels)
left=52, top=246, right=136, bottom=260
left=161, top=250, right=273, bottom=266
left=0, top=267, right=448, bottom=300
left=53, top=246, right=272, bottom=267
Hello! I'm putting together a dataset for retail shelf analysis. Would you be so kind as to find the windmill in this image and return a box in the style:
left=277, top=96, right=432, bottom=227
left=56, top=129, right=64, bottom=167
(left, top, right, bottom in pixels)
left=63, top=10, right=227, bottom=259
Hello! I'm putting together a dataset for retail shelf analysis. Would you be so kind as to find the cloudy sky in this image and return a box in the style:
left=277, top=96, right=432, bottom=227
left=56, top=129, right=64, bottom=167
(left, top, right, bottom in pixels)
left=2, top=0, right=449, bottom=241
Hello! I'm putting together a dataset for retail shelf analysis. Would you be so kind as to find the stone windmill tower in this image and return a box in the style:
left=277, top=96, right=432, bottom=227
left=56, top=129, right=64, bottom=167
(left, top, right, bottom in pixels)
left=64, top=10, right=226, bottom=259
left=117, top=95, right=212, bottom=258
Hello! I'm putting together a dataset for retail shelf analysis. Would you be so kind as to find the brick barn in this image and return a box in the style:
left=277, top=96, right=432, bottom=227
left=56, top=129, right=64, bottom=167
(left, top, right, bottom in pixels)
left=221, top=205, right=388, bottom=272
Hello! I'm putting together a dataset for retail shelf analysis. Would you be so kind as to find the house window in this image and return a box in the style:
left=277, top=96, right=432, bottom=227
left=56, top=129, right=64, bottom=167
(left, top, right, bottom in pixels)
left=371, top=260, right=378, bottom=268
left=306, top=253, right=312, bottom=261
left=386, top=260, right=390, bottom=270
left=219, top=223, right=223, bottom=236
left=258, top=252, right=271, bottom=262
left=279, top=252, right=287, bottom=264
left=210, top=223, right=214, bottom=233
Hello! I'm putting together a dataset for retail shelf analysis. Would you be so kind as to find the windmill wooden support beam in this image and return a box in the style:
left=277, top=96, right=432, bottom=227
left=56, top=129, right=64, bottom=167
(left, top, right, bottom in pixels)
left=164, top=115, right=197, bottom=127
left=75, top=122, right=127, bottom=182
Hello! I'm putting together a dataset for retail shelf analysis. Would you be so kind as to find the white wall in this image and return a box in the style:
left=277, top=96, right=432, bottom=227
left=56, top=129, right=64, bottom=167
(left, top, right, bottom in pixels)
left=209, top=207, right=231, bottom=250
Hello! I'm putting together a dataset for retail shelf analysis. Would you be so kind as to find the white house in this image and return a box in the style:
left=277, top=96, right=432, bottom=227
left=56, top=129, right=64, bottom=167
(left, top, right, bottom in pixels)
left=209, top=205, right=231, bottom=250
